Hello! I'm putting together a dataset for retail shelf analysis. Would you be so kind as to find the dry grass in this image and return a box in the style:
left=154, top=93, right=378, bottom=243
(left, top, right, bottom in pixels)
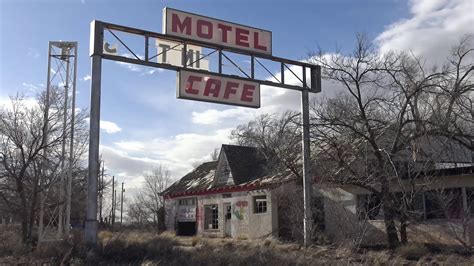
left=396, top=242, right=430, bottom=261
left=0, top=225, right=27, bottom=256
left=1, top=228, right=473, bottom=265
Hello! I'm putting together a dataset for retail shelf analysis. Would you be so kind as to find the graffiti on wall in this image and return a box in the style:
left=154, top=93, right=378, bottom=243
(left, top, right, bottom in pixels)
left=234, top=201, right=248, bottom=220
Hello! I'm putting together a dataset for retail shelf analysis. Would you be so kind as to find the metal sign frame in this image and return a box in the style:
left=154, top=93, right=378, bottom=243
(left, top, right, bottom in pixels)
left=86, top=16, right=320, bottom=247
left=90, top=20, right=321, bottom=93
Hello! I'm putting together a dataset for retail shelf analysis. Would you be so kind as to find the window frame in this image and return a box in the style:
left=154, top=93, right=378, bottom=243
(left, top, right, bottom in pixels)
left=253, top=195, right=268, bottom=214
left=204, top=204, right=219, bottom=230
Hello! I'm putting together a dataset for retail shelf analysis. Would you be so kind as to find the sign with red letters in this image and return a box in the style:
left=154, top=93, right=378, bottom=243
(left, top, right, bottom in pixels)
left=163, top=8, right=272, bottom=56
left=177, top=70, right=260, bottom=108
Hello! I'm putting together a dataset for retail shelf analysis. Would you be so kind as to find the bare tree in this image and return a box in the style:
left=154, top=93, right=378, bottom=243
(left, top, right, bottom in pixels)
left=309, top=34, right=473, bottom=248
left=231, top=111, right=302, bottom=177
left=135, top=165, right=172, bottom=231
left=210, top=148, right=220, bottom=161
left=0, top=89, right=88, bottom=245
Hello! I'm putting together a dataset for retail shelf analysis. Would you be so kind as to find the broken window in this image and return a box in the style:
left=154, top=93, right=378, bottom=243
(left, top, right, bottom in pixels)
left=225, top=204, right=232, bottom=220
left=357, top=194, right=382, bottom=220
left=312, top=197, right=325, bottom=230
left=204, top=205, right=218, bottom=229
left=467, top=187, right=474, bottom=214
left=392, top=192, right=424, bottom=220
left=254, top=195, right=267, bottom=214
left=425, top=188, right=463, bottom=219
left=178, top=198, right=196, bottom=206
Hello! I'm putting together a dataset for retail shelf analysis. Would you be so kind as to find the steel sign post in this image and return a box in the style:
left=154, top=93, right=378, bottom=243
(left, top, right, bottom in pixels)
left=85, top=20, right=103, bottom=245
left=301, top=87, right=312, bottom=247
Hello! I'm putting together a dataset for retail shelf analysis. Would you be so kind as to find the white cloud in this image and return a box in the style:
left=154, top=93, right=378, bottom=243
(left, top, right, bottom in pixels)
left=115, top=53, right=162, bottom=75
left=114, top=141, right=145, bottom=152
left=27, top=48, right=40, bottom=59
left=100, top=129, right=231, bottom=195
left=100, top=120, right=122, bottom=134
left=376, top=0, right=473, bottom=64
left=192, top=108, right=254, bottom=125
left=21, top=82, right=40, bottom=92
left=82, top=75, right=91, bottom=81
left=0, top=95, right=38, bottom=110
left=85, top=119, right=122, bottom=134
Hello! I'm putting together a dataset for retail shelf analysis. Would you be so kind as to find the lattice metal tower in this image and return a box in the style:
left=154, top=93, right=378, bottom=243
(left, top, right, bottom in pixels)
left=38, top=41, right=78, bottom=242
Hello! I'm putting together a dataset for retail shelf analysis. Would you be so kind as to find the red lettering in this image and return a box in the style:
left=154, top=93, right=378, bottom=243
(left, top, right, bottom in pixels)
left=186, top=75, right=202, bottom=94
left=172, top=14, right=191, bottom=35
left=204, top=78, right=221, bottom=97
left=197, top=19, right=213, bottom=39
left=224, top=82, right=239, bottom=99
left=217, top=24, right=232, bottom=43
left=254, top=32, right=268, bottom=51
left=235, top=28, right=249, bottom=47
left=241, top=84, right=255, bottom=102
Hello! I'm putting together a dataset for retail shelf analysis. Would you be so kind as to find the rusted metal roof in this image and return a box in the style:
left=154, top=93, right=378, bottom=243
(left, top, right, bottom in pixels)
left=163, top=145, right=297, bottom=198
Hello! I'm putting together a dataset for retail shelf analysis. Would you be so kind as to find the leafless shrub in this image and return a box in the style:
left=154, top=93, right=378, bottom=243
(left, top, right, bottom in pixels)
left=396, top=242, right=429, bottom=260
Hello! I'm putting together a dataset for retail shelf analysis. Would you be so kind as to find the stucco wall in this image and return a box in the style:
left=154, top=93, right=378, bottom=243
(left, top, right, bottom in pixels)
left=317, top=183, right=474, bottom=246
left=166, top=189, right=277, bottom=239
left=164, top=199, right=177, bottom=231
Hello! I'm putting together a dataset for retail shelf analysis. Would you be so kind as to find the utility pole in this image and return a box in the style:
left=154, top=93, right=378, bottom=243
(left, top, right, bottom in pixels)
left=113, top=189, right=117, bottom=225
left=111, top=176, right=115, bottom=225
left=99, top=162, right=104, bottom=224
left=120, top=182, right=125, bottom=225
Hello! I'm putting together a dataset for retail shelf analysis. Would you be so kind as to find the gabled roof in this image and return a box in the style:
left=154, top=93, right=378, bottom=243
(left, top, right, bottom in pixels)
left=162, top=144, right=297, bottom=198
left=162, top=161, right=218, bottom=196
left=221, top=144, right=267, bottom=185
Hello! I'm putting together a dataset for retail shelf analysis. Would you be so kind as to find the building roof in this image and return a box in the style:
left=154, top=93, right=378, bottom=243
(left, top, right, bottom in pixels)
left=163, top=144, right=297, bottom=198
left=221, top=144, right=267, bottom=185
left=163, top=161, right=218, bottom=196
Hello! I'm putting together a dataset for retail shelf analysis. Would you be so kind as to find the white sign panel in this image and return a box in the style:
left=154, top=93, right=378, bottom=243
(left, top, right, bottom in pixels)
left=156, top=39, right=209, bottom=70
left=178, top=70, right=260, bottom=108
left=163, top=7, right=272, bottom=56
left=177, top=206, right=196, bottom=222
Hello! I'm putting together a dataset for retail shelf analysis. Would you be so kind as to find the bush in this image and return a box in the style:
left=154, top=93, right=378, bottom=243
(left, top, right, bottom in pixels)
left=35, top=240, right=71, bottom=260
left=0, top=226, right=27, bottom=256
left=397, top=243, right=429, bottom=261
left=191, top=236, right=200, bottom=247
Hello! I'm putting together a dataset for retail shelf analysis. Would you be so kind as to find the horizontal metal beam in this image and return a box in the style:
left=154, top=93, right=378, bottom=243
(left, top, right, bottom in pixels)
left=102, top=54, right=314, bottom=92
left=93, top=20, right=322, bottom=93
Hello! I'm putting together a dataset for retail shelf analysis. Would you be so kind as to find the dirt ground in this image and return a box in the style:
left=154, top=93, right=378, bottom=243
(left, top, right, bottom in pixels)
left=0, top=227, right=473, bottom=265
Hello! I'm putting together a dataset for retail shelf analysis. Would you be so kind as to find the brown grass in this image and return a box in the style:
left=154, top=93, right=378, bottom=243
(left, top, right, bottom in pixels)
left=396, top=242, right=430, bottom=261
left=1, top=228, right=473, bottom=265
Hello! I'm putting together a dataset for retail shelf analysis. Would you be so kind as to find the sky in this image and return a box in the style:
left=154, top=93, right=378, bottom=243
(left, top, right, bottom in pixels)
left=1, top=0, right=473, bottom=195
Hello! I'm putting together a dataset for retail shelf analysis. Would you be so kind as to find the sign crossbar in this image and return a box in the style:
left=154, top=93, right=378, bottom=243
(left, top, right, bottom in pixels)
left=91, top=20, right=321, bottom=93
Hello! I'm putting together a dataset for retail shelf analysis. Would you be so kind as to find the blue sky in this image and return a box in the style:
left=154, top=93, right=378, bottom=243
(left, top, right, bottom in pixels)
left=1, top=0, right=472, bottom=192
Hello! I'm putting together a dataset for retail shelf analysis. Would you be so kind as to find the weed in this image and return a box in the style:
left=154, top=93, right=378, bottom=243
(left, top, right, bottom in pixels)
left=396, top=242, right=429, bottom=261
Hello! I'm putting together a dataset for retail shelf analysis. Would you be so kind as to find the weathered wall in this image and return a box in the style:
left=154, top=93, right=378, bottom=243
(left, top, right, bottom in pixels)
left=247, top=190, right=276, bottom=239
left=164, top=199, right=177, bottom=231
left=167, top=189, right=277, bottom=239
left=317, top=182, right=474, bottom=246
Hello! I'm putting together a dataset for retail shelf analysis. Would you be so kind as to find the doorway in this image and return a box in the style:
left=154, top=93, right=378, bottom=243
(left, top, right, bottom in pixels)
left=224, top=203, right=232, bottom=237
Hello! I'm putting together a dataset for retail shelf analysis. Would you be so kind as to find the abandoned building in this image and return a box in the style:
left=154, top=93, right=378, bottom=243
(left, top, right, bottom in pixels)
left=163, top=143, right=474, bottom=245
left=162, top=144, right=298, bottom=239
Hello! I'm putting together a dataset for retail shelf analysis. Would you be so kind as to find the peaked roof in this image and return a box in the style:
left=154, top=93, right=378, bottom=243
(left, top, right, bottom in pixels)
left=221, top=144, right=267, bottom=185
left=162, top=161, right=218, bottom=196
left=162, top=144, right=297, bottom=198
